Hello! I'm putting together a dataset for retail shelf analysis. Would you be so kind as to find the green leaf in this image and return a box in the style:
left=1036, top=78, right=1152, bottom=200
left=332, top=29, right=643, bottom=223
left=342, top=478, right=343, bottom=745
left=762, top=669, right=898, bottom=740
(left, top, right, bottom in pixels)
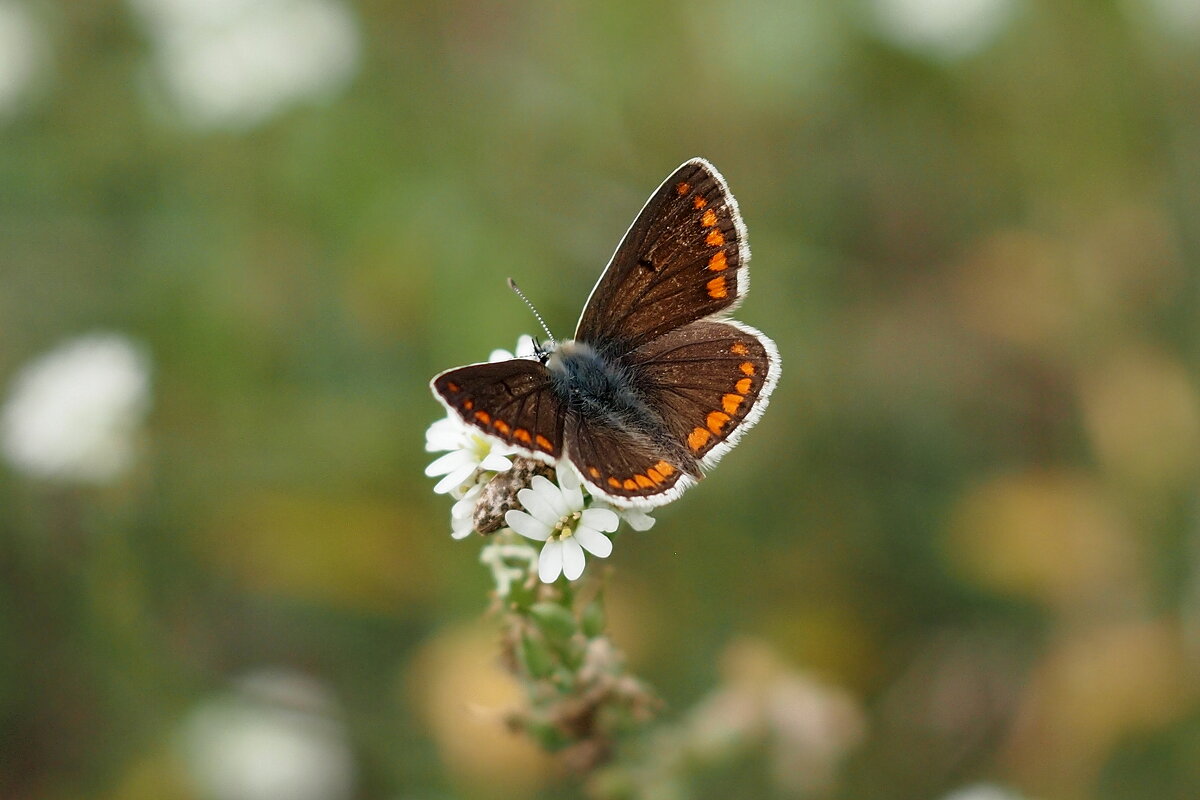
left=581, top=596, right=606, bottom=638
left=530, top=601, right=577, bottom=642
left=520, top=632, right=555, bottom=678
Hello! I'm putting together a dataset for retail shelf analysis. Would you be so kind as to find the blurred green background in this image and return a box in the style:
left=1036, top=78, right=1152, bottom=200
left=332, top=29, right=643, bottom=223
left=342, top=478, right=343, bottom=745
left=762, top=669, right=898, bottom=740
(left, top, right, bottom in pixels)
left=2, top=1, right=1199, bottom=798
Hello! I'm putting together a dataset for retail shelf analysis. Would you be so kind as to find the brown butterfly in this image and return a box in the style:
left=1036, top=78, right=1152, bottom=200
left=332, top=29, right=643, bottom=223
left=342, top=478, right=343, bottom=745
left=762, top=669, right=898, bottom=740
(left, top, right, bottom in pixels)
left=431, top=158, right=779, bottom=507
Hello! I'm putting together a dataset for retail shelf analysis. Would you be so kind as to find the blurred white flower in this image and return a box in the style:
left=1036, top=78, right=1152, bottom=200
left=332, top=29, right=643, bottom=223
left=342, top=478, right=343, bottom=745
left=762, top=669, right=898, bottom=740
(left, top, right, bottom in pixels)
left=129, top=0, right=359, bottom=129
left=179, top=669, right=355, bottom=800
left=0, top=1, right=45, bottom=120
left=479, top=539, right=539, bottom=596
left=1131, top=0, right=1200, bottom=42
left=424, top=415, right=516, bottom=495
left=1, top=333, right=151, bottom=484
left=869, top=0, right=1019, bottom=60
left=488, top=334, right=537, bottom=363
left=942, top=785, right=1030, bottom=800
left=686, top=640, right=866, bottom=795
left=505, top=466, right=618, bottom=583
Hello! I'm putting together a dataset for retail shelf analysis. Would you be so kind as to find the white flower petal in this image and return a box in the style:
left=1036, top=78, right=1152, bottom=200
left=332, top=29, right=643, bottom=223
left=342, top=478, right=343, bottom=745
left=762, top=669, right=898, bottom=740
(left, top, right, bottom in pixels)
left=424, top=449, right=472, bottom=477
left=478, top=452, right=513, bottom=472
left=450, top=515, right=474, bottom=539
left=622, top=508, right=656, bottom=531
left=560, top=538, right=585, bottom=580
left=556, top=466, right=584, bottom=510
left=451, top=497, right=474, bottom=521
left=538, top=540, right=564, bottom=582
left=580, top=507, right=619, bottom=533
left=516, top=486, right=559, bottom=527
left=530, top=475, right=569, bottom=517
left=488, top=348, right=515, bottom=363
left=574, top=527, right=612, bottom=558
left=514, top=335, right=536, bottom=358
left=505, top=510, right=552, bottom=541
left=557, top=464, right=580, bottom=492
left=433, top=463, right=476, bottom=494
left=424, top=417, right=464, bottom=452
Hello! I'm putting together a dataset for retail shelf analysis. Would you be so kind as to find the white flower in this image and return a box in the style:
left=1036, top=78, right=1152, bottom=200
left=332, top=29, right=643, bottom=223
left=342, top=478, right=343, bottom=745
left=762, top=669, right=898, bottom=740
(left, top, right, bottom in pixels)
left=2, top=333, right=152, bottom=484
left=869, top=0, right=1018, bottom=60
left=130, top=0, right=359, bottom=130
left=941, top=785, right=1029, bottom=800
left=178, top=669, right=354, bottom=800
left=424, top=416, right=515, bottom=495
left=504, top=466, right=619, bottom=583
left=488, top=334, right=537, bottom=364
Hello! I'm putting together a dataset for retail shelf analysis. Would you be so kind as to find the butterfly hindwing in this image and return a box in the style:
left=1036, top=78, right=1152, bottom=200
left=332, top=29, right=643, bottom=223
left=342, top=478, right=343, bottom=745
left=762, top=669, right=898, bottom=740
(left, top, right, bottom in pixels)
left=627, top=319, right=779, bottom=470
left=432, top=360, right=565, bottom=461
left=564, top=410, right=691, bottom=504
left=575, top=158, right=748, bottom=352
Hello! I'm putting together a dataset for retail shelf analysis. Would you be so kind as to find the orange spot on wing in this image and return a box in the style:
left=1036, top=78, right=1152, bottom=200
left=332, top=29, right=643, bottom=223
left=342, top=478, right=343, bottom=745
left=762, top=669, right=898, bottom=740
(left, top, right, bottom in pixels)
left=707, top=411, right=731, bottom=433
left=535, top=434, right=554, bottom=452
left=701, top=209, right=717, bottom=227
left=708, top=251, right=727, bottom=271
left=736, top=377, right=752, bottom=394
left=474, top=410, right=491, bottom=424
left=705, top=230, right=725, bottom=247
left=676, top=181, right=690, bottom=195
left=688, top=427, right=711, bottom=451
left=646, top=468, right=664, bottom=483
left=623, top=479, right=638, bottom=491
left=693, top=196, right=707, bottom=209
left=446, top=381, right=460, bottom=393
left=706, top=276, right=728, bottom=299
left=730, top=342, right=749, bottom=355
left=463, top=399, right=474, bottom=410
left=739, top=362, right=756, bottom=376
left=722, top=393, right=744, bottom=414
left=634, top=474, right=654, bottom=489
left=654, top=461, right=676, bottom=477
left=493, top=420, right=510, bottom=435
left=514, top=428, right=531, bottom=443
left=608, top=477, right=622, bottom=489
left=588, top=466, right=600, bottom=478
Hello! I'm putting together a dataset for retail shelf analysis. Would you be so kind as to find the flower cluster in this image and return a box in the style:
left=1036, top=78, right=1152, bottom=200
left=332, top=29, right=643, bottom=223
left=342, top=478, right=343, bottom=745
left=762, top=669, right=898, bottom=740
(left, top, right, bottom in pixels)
left=426, top=338, right=654, bottom=585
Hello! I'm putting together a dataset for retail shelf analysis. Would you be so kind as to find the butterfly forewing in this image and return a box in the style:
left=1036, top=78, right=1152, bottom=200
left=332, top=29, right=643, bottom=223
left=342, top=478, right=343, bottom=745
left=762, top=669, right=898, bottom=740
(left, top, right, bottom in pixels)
left=432, top=360, right=566, bottom=461
left=628, top=319, right=779, bottom=469
left=575, top=159, right=748, bottom=353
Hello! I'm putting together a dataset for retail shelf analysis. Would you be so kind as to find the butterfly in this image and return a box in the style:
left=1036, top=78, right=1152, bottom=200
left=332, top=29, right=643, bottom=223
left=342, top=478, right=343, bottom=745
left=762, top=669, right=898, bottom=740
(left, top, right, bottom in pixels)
left=431, top=158, right=780, bottom=507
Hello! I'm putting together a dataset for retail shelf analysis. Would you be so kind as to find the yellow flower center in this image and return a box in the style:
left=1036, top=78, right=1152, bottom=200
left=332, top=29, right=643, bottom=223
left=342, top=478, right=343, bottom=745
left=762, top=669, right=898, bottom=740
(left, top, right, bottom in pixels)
left=552, top=511, right=581, bottom=540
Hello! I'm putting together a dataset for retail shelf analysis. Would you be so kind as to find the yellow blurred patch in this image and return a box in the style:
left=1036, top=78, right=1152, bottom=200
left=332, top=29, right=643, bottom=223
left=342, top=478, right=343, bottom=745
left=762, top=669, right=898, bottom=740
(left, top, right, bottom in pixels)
left=760, top=603, right=878, bottom=690
left=1003, top=619, right=1196, bottom=795
left=945, top=470, right=1141, bottom=611
left=404, top=623, right=557, bottom=796
left=196, top=492, right=434, bottom=612
left=104, top=746, right=192, bottom=800
left=1079, top=346, right=1200, bottom=494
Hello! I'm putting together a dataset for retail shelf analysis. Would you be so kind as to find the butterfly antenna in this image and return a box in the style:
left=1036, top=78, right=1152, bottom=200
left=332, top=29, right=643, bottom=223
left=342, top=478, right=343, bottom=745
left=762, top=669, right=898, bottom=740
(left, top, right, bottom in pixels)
left=507, top=278, right=557, bottom=349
